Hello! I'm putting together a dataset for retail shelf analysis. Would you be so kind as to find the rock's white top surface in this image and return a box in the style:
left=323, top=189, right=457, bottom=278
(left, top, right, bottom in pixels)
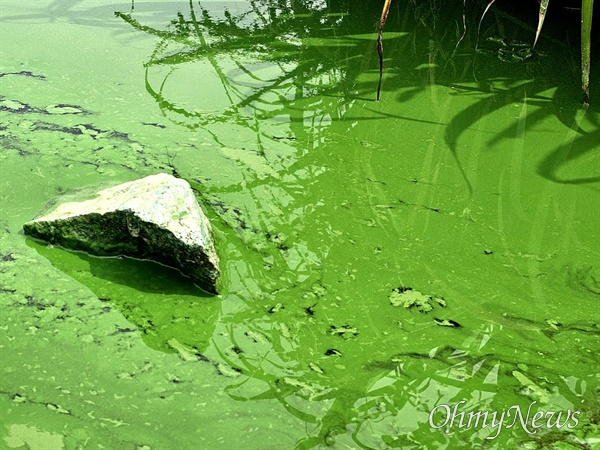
left=35, top=173, right=213, bottom=250
left=25, top=173, right=220, bottom=294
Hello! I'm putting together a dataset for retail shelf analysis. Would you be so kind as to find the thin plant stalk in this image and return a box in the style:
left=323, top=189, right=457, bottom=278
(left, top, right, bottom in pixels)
left=582, top=0, right=594, bottom=104
left=377, top=0, right=392, bottom=101
left=476, top=0, right=498, bottom=49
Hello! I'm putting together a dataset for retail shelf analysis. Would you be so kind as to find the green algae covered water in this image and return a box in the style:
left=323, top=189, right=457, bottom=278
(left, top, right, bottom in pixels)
left=1, top=1, right=599, bottom=449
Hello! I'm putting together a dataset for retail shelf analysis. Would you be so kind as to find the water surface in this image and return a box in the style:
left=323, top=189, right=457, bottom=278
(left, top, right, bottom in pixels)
left=1, top=1, right=599, bottom=449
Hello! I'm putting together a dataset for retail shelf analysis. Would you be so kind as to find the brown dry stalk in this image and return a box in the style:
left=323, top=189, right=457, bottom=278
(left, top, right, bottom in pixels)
left=377, top=0, right=392, bottom=101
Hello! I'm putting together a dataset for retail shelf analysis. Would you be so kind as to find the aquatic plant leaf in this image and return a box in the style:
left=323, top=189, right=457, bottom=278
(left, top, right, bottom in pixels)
left=582, top=0, right=594, bottom=104
left=533, top=0, right=550, bottom=49
left=376, top=0, right=392, bottom=101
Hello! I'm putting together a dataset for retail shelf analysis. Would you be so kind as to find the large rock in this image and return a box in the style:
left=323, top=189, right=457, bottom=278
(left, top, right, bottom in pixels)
left=23, top=173, right=221, bottom=294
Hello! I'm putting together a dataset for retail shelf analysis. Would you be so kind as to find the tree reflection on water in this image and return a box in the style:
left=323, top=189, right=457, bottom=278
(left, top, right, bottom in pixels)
left=115, top=2, right=599, bottom=448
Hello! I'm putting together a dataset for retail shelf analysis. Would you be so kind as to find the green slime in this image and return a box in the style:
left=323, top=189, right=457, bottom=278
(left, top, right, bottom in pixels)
left=0, top=1, right=598, bottom=449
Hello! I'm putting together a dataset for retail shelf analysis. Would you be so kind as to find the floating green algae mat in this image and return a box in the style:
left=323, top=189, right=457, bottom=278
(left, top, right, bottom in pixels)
left=1, top=1, right=598, bottom=449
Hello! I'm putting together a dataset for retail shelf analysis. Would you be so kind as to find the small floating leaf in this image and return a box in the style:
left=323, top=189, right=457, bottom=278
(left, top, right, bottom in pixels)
left=329, top=324, right=358, bottom=338
left=45, top=104, right=87, bottom=115
left=434, top=318, right=461, bottom=327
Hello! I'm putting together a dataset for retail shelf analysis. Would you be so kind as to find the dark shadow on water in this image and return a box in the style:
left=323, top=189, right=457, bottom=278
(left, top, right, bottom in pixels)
left=26, top=237, right=210, bottom=296
left=536, top=107, right=600, bottom=186
left=26, top=238, right=220, bottom=355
